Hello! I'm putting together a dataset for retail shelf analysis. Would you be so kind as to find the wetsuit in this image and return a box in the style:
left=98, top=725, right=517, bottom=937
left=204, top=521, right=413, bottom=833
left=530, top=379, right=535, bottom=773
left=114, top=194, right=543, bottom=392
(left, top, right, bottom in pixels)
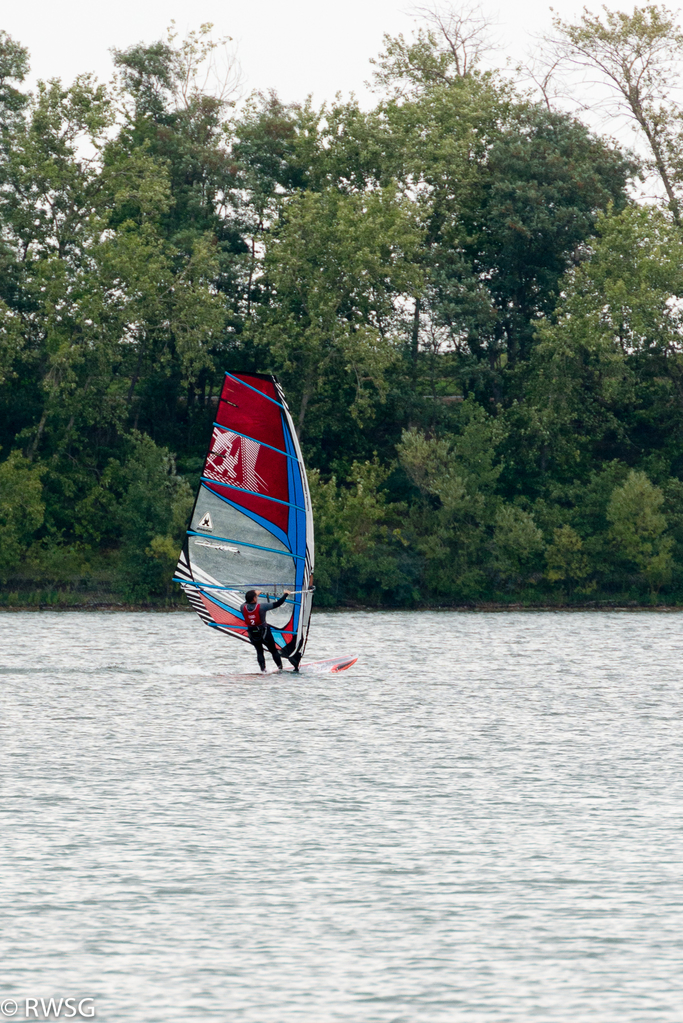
left=241, top=595, right=288, bottom=672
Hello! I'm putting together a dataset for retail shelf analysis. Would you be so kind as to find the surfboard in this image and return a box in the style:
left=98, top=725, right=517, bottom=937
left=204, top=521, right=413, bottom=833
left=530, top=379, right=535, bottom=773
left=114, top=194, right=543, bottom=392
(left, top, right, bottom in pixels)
left=294, top=653, right=358, bottom=673
left=234, top=654, right=358, bottom=676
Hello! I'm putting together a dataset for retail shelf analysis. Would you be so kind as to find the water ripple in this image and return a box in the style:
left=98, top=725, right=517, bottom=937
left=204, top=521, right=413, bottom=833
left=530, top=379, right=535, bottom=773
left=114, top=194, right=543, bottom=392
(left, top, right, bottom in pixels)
left=1, top=610, right=683, bottom=1021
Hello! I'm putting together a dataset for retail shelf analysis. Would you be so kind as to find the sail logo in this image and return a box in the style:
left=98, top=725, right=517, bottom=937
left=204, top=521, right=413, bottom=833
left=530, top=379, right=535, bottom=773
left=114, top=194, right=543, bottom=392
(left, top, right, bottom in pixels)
left=205, top=430, right=268, bottom=493
left=198, top=512, right=213, bottom=531
left=195, top=539, right=241, bottom=554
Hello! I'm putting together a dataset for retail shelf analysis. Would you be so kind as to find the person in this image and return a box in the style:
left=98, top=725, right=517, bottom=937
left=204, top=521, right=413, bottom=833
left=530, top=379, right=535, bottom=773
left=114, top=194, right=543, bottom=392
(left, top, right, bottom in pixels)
left=241, top=589, right=297, bottom=673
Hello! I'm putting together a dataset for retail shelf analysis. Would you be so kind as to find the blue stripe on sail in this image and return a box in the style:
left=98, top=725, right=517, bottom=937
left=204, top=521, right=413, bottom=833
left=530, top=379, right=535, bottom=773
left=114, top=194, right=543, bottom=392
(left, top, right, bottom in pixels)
left=173, top=579, right=297, bottom=604
left=288, top=441, right=306, bottom=560
left=224, top=372, right=284, bottom=408
left=201, top=477, right=305, bottom=511
left=188, top=530, right=303, bottom=560
left=199, top=484, right=290, bottom=549
left=212, top=424, right=297, bottom=460
left=281, top=412, right=308, bottom=637
left=284, top=439, right=299, bottom=632
left=205, top=622, right=295, bottom=634
left=208, top=622, right=250, bottom=630
left=283, top=416, right=306, bottom=520
left=286, top=423, right=306, bottom=542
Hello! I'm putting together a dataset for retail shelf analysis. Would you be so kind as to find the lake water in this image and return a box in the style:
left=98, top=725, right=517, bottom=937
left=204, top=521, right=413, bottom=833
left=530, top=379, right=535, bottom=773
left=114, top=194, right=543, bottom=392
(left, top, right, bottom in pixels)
left=2, top=609, right=683, bottom=1022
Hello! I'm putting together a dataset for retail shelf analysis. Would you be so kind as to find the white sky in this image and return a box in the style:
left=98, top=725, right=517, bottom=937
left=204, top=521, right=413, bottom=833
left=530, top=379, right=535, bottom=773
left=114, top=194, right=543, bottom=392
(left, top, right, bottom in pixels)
left=2, top=0, right=637, bottom=108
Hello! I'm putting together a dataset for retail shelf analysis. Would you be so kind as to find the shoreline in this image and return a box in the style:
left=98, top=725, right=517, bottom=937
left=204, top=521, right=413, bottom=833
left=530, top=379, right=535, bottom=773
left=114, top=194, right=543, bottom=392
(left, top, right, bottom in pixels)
left=2, top=601, right=683, bottom=613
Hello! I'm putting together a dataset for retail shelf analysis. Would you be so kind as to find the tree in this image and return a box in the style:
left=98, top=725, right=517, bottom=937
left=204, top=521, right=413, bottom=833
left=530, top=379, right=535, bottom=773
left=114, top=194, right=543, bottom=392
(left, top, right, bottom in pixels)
left=491, top=505, right=545, bottom=589
left=0, top=451, right=45, bottom=581
left=3, top=17, right=683, bottom=608
left=251, top=185, right=421, bottom=445
left=396, top=402, right=505, bottom=597
left=371, top=1, right=494, bottom=92
left=521, top=204, right=683, bottom=487
left=0, top=31, right=29, bottom=138
left=551, top=4, right=683, bottom=222
left=111, top=24, right=241, bottom=246
left=607, top=469, right=673, bottom=592
left=309, top=460, right=410, bottom=605
left=545, top=525, right=592, bottom=593
left=372, top=22, right=633, bottom=408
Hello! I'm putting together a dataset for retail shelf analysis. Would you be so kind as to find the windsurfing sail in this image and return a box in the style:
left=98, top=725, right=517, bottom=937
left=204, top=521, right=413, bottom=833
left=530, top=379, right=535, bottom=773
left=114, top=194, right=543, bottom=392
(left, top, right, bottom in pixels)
left=174, top=372, right=314, bottom=661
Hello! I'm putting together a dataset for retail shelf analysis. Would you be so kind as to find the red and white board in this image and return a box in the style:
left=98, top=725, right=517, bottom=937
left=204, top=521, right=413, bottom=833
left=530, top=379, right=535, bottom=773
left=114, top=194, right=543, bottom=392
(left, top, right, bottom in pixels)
left=234, top=653, right=358, bottom=676
left=296, top=653, right=358, bottom=673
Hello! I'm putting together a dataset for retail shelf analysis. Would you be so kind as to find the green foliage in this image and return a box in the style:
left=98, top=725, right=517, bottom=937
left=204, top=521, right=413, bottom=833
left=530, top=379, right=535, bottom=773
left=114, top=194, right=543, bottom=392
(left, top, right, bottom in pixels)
left=118, top=447, right=192, bottom=599
left=395, top=405, right=506, bottom=598
left=309, top=460, right=412, bottom=605
left=399, top=400, right=505, bottom=501
left=491, top=506, right=545, bottom=588
left=251, top=185, right=421, bottom=439
left=552, top=4, right=683, bottom=223
left=520, top=205, right=683, bottom=487
left=85, top=433, right=193, bottom=600
left=545, top=526, right=592, bottom=592
left=0, top=451, right=45, bottom=581
left=5, top=14, right=683, bottom=607
left=607, top=470, right=673, bottom=593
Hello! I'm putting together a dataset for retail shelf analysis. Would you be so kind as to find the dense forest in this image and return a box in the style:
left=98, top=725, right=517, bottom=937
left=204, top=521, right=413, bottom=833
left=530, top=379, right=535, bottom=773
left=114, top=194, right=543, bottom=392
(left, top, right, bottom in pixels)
left=4, top=5, right=683, bottom=607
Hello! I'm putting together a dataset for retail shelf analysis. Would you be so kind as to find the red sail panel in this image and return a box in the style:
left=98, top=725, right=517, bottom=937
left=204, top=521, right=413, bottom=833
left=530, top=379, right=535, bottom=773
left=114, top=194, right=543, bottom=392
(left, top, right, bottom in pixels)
left=224, top=375, right=280, bottom=401
left=275, top=621, right=295, bottom=645
left=202, top=480, right=289, bottom=532
left=274, top=611, right=295, bottom=638
left=203, top=424, right=291, bottom=533
left=209, top=375, right=293, bottom=533
left=204, top=428, right=289, bottom=500
left=199, top=594, right=246, bottom=630
left=217, top=376, right=286, bottom=449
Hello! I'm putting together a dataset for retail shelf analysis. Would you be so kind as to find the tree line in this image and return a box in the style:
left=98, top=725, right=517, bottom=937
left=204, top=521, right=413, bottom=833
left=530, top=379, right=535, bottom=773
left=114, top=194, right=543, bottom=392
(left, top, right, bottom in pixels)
left=3, top=5, right=683, bottom=606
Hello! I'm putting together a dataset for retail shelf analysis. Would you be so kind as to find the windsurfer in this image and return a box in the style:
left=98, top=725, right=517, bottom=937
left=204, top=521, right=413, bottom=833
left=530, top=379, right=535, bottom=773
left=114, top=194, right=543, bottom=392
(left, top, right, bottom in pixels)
left=241, top=589, right=299, bottom=673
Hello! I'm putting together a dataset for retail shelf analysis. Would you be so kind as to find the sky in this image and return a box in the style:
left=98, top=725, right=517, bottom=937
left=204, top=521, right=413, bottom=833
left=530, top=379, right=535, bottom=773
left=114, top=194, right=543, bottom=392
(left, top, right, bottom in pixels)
left=2, top=0, right=636, bottom=108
